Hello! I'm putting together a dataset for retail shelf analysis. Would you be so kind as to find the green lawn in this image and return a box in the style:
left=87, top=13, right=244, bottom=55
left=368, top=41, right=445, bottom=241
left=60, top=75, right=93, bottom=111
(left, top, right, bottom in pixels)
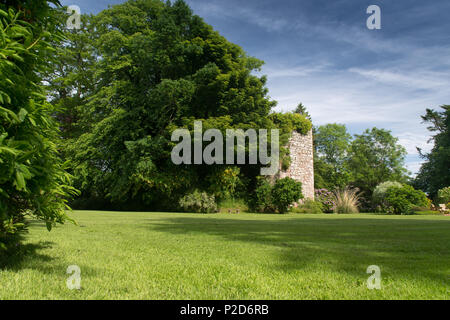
left=0, top=211, right=449, bottom=300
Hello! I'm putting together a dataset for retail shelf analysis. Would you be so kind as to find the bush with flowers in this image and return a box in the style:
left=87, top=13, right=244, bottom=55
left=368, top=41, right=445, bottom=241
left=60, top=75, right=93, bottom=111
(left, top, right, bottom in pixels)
left=315, top=188, right=335, bottom=213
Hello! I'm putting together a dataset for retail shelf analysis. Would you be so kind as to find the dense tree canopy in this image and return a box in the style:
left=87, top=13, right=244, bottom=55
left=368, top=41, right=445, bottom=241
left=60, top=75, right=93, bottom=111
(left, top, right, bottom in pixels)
left=50, top=0, right=311, bottom=210
left=46, top=13, right=97, bottom=142
left=414, top=106, right=450, bottom=198
left=314, top=123, right=352, bottom=189
left=346, top=127, right=408, bottom=198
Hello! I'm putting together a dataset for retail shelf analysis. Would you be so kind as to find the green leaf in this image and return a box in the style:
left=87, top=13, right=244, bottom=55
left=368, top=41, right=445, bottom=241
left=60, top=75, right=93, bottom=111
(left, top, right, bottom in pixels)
left=28, top=116, right=36, bottom=126
left=0, top=146, right=19, bottom=156
left=18, top=108, right=28, bottom=122
left=17, top=163, right=33, bottom=179
left=15, top=171, right=26, bottom=191
left=0, top=106, right=19, bottom=122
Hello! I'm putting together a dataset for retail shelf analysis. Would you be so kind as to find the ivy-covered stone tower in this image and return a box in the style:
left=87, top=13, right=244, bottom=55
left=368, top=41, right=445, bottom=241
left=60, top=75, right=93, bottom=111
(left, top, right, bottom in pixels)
left=279, top=130, right=315, bottom=200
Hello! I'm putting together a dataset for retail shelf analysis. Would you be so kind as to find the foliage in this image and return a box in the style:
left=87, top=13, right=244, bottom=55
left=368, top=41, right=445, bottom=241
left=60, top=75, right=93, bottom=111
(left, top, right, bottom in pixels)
left=0, top=4, right=77, bottom=250
left=51, top=0, right=313, bottom=210
left=271, top=178, right=303, bottom=214
left=372, top=181, right=403, bottom=210
left=290, top=200, right=324, bottom=214
left=294, top=102, right=311, bottom=120
left=313, top=155, right=331, bottom=190
left=0, top=1, right=62, bottom=23
left=314, top=188, right=335, bottom=213
left=179, top=190, right=218, bottom=213
left=414, top=106, right=450, bottom=198
left=249, top=177, right=275, bottom=213
left=313, top=125, right=409, bottom=205
left=437, top=187, right=450, bottom=205
left=249, top=177, right=305, bottom=214
left=269, top=112, right=312, bottom=136
left=268, top=112, right=312, bottom=171
left=314, top=124, right=352, bottom=189
left=384, top=184, right=429, bottom=215
left=346, top=128, right=408, bottom=205
left=206, top=167, right=241, bottom=201
left=46, top=13, right=97, bottom=142
left=332, top=188, right=361, bottom=214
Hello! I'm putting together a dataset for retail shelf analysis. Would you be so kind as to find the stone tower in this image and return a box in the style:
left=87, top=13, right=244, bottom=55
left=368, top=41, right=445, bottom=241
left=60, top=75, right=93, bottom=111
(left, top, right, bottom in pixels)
left=279, top=130, right=315, bottom=200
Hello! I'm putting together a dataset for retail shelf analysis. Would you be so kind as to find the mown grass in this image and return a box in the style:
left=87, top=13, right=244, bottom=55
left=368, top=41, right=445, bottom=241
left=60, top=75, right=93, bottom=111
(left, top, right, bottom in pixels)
left=0, top=211, right=449, bottom=300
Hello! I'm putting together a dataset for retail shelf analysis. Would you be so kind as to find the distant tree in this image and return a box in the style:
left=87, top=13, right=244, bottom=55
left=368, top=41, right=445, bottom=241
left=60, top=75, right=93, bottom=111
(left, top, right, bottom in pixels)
left=46, top=13, right=97, bottom=142
left=314, top=124, right=352, bottom=189
left=413, top=105, right=450, bottom=198
left=294, top=103, right=311, bottom=120
left=346, top=128, right=408, bottom=198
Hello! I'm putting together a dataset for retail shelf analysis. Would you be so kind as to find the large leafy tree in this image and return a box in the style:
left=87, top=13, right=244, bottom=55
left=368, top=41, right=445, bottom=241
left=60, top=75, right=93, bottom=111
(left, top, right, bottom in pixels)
left=0, top=1, right=76, bottom=249
left=61, top=0, right=300, bottom=209
left=46, top=13, right=97, bottom=142
left=414, top=105, right=450, bottom=198
left=314, top=123, right=352, bottom=189
left=346, top=128, right=408, bottom=198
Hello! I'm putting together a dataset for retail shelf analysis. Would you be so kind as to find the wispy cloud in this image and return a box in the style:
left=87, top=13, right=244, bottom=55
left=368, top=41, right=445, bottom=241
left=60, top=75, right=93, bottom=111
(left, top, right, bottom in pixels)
left=397, top=132, right=433, bottom=155
left=259, top=63, right=331, bottom=78
left=190, top=1, right=289, bottom=32
left=405, top=161, right=423, bottom=176
left=349, top=68, right=450, bottom=90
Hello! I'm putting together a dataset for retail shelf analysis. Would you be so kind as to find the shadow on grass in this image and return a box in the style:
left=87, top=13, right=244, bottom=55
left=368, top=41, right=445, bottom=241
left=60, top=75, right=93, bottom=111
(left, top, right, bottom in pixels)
left=0, top=219, right=61, bottom=273
left=145, top=215, right=450, bottom=287
left=0, top=240, right=56, bottom=271
left=1, top=221, right=100, bottom=278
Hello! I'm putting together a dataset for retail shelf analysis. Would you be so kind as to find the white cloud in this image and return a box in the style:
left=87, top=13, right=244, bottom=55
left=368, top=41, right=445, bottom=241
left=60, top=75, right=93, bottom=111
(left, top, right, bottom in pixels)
left=349, top=68, right=450, bottom=90
left=397, top=132, right=433, bottom=155
left=261, top=62, right=445, bottom=173
left=190, top=1, right=289, bottom=32
left=262, top=63, right=331, bottom=78
left=406, top=161, right=424, bottom=176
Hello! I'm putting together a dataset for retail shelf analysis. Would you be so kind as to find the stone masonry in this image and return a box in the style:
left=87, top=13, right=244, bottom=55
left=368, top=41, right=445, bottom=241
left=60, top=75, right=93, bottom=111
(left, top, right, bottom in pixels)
left=279, top=130, right=315, bottom=200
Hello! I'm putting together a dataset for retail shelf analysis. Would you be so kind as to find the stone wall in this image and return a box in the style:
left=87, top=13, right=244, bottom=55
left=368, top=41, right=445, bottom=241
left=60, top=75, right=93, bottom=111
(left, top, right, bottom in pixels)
left=279, top=130, right=315, bottom=200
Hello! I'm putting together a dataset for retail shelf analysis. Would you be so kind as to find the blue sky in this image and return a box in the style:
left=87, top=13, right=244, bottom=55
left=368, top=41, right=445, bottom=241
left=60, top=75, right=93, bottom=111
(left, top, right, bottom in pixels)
left=61, top=0, right=450, bottom=174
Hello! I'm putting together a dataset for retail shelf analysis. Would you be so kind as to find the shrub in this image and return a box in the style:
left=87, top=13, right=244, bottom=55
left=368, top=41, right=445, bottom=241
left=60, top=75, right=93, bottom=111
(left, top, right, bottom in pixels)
left=332, top=188, right=361, bottom=214
left=290, top=200, right=324, bottom=214
left=437, top=187, right=450, bottom=204
left=426, top=197, right=433, bottom=209
left=179, top=191, right=218, bottom=213
left=372, top=181, right=404, bottom=213
left=0, top=6, right=77, bottom=250
left=373, top=181, right=403, bottom=204
left=207, top=167, right=241, bottom=201
left=269, top=112, right=312, bottom=135
left=249, top=178, right=275, bottom=213
left=271, top=178, right=303, bottom=214
left=315, top=188, right=335, bottom=213
left=384, top=184, right=429, bottom=215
